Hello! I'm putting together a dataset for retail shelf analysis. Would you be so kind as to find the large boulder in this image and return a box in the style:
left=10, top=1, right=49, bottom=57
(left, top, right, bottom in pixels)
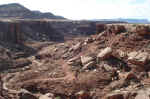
left=39, top=93, right=54, bottom=99
left=128, top=51, right=149, bottom=65
left=97, top=47, right=112, bottom=60
left=81, top=56, right=94, bottom=65
left=81, top=55, right=96, bottom=70
left=69, top=42, right=82, bottom=52
left=116, top=50, right=127, bottom=59
left=96, top=31, right=105, bottom=40
left=67, top=56, right=81, bottom=66
left=103, top=64, right=114, bottom=72
left=82, top=61, right=96, bottom=70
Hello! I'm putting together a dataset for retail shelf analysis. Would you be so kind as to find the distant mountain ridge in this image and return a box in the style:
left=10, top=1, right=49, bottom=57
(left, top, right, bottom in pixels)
left=92, top=18, right=150, bottom=24
left=0, top=3, right=65, bottom=19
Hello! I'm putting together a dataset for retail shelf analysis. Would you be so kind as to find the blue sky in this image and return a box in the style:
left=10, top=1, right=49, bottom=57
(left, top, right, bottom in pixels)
left=0, top=0, right=150, bottom=20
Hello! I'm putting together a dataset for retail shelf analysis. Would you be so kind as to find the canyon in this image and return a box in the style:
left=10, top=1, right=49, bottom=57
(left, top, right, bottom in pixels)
left=1, top=3, right=150, bottom=99
left=1, top=22, right=150, bottom=99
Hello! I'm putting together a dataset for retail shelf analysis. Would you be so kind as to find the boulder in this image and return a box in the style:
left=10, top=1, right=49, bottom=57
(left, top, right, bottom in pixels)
left=81, top=55, right=96, bottom=70
left=67, top=56, right=81, bottom=66
left=97, top=47, right=112, bottom=60
left=82, top=61, right=96, bottom=70
left=128, top=51, right=149, bottom=65
left=69, top=42, right=82, bottom=52
left=81, top=56, right=95, bottom=65
left=128, top=51, right=138, bottom=59
left=116, top=50, right=127, bottom=58
left=18, top=89, right=37, bottom=99
left=39, top=93, right=54, bottom=99
left=96, top=31, right=105, bottom=40
left=84, top=37, right=93, bottom=44
left=103, top=64, right=114, bottom=72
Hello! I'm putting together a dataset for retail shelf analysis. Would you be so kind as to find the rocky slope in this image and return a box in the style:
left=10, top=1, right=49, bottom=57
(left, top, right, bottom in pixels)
left=1, top=23, right=150, bottom=99
left=0, top=3, right=65, bottom=19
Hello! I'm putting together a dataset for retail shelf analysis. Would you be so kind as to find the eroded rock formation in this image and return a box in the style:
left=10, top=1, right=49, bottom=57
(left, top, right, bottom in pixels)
left=0, top=19, right=97, bottom=44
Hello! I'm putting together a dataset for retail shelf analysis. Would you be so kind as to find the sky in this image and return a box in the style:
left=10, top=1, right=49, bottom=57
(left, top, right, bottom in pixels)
left=0, top=0, right=150, bottom=20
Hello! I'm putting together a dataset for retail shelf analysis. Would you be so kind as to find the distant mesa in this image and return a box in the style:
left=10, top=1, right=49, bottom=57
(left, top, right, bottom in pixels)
left=0, top=3, right=66, bottom=19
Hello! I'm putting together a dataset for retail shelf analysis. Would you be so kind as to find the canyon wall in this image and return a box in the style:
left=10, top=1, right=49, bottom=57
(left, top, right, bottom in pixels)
left=0, top=20, right=21, bottom=43
left=0, top=19, right=97, bottom=43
